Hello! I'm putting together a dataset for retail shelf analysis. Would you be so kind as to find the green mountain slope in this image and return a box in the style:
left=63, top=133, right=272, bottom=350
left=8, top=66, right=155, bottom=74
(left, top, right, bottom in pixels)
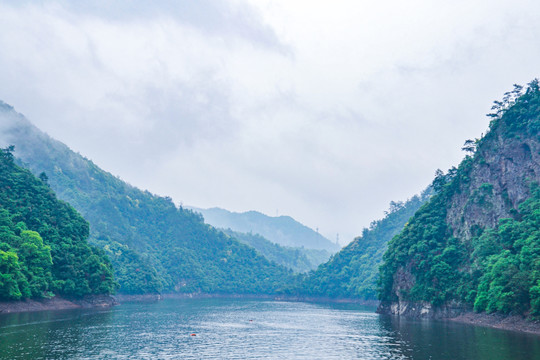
left=222, top=229, right=330, bottom=273
left=191, top=207, right=340, bottom=252
left=379, top=81, right=540, bottom=317
left=0, top=146, right=115, bottom=300
left=299, top=192, right=430, bottom=300
left=0, top=102, right=292, bottom=295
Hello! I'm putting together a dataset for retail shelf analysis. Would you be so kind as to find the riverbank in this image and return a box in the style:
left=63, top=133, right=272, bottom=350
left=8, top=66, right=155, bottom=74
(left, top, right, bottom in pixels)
left=114, top=293, right=162, bottom=302
left=0, top=295, right=117, bottom=314
left=450, top=312, right=540, bottom=335
left=161, top=292, right=379, bottom=306
left=114, top=292, right=379, bottom=308
left=377, top=301, right=540, bottom=335
left=274, top=295, right=379, bottom=306
left=2, top=293, right=539, bottom=335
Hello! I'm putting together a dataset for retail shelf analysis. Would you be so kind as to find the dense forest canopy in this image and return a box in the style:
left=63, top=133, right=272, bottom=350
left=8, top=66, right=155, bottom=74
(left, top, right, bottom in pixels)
left=0, top=146, right=115, bottom=300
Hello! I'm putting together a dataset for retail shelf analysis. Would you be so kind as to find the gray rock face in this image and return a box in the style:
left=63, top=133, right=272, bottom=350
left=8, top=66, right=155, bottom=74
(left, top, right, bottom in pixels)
left=446, top=123, right=540, bottom=240
left=378, top=300, right=466, bottom=319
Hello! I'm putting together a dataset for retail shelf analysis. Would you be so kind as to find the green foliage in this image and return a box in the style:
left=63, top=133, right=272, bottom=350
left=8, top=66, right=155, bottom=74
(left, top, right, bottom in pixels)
left=97, top=240, right=163, bottom=294
left=222, top=229, right=330, bottom=273
left=472, top=185, right=540, bottom=315
left=0, top=147, right=116, bottom=300
left=6, top=118, right=293, bottom=295
left=299, top=191, right=430, bottom=300
left=0, top=249, right=28, bottom=300
left=379, top=80, right=540, bottom=317
left=17, top=230, right=53, bottom=298
left=378, top=192, right=461, bottom=304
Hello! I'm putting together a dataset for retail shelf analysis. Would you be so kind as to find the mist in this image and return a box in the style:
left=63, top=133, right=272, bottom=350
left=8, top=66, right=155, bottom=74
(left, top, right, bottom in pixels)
left=1, top=0, right=540, bottom=243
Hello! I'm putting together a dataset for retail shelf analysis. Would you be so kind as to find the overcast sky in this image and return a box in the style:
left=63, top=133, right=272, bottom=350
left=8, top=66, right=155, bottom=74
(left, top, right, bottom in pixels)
left=1, top=0, right=539, bottom=244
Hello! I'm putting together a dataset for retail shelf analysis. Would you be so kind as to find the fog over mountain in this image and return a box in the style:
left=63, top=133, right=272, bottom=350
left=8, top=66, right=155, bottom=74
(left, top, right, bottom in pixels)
left=190, top=207, right=339, bottom=252
left=0, top=0, right=539, bottom=243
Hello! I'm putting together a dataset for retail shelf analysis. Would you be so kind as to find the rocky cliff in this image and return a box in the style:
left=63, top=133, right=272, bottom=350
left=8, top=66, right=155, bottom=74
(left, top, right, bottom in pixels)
left=446, top=115, right=539, bottom=240
left=378, top=81, right=540, bottom=318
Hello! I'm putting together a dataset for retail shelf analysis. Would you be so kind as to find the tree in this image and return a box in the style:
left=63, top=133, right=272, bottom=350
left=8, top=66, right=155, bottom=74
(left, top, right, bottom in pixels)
left=461, top=139, right=476, bottom=154
left=17, top=230, right=53, bottom=297
left=0, top=145, right=15, bottom=162
left=38, top=172, right=49, bottom=184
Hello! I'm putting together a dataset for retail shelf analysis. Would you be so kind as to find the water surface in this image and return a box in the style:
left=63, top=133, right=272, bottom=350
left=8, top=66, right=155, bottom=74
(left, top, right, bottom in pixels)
left=1, top=298, right=539, bottom=359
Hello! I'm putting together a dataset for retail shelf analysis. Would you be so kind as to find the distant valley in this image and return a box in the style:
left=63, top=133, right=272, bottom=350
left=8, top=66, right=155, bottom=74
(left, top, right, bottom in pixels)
left=1, top=80, right=539, bottom=327
left=189, top=206, right=339, bottom=271
left=189, top=207, right=340, bottom=252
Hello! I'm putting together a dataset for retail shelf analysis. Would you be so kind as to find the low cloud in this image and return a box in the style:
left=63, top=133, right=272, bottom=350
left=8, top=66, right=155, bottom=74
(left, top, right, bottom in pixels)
left=0, top=0, right=539, bottom=243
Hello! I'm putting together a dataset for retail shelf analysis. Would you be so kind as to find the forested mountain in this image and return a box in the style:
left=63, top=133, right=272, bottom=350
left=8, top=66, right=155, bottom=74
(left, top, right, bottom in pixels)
left=221, top=229, right=330, bottom=273
left=299, top=191, right=430, bottom=299
left=0, top=146, right=115, bottom=300
left=0, top=102, right=292, bottom=295
left=191, top=207, right=339, bottom=252
left=379, top=81, right=540, bottom=318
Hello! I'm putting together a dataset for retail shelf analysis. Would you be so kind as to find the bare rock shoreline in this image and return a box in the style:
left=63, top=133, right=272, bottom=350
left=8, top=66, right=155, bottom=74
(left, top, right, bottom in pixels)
left=450, top=312, right=540, bottom=335
left=0, top=295, right=117, bottom=314
left=377, top=301, right=540, bottom=335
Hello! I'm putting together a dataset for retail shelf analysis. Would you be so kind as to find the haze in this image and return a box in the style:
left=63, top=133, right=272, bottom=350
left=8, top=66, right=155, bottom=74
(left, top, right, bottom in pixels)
left=0, top=0, right=539, bottom=244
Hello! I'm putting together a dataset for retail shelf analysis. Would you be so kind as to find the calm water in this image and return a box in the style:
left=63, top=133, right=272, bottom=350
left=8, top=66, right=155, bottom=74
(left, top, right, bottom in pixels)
left=1, top=299, right=539, bottom=359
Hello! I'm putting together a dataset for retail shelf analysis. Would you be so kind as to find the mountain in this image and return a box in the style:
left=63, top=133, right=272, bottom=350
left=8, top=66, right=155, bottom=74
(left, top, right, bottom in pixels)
left=299, top=191, right=430, bottom=300
left=378, top=81, right=540, bottom=318
left=221, top=228, right=330, bottom=273
left=0, top=146, right=115, bottom=300
left=0, top=101, right=292, bottom=295
left=191, top=207, right=340, bottom=252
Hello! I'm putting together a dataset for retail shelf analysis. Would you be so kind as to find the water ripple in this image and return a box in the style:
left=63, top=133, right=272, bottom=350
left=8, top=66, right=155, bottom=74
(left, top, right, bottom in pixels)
left=1, top=299, right=540, bottom=359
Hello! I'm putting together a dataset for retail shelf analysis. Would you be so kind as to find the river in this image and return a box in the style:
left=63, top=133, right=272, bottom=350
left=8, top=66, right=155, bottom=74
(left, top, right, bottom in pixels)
left=1, top=298, right=539, bottom=359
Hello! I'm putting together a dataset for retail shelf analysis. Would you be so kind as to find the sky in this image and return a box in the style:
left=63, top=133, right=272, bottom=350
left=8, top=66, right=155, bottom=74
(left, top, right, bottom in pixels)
left=0, top=0, right=539, bottom=245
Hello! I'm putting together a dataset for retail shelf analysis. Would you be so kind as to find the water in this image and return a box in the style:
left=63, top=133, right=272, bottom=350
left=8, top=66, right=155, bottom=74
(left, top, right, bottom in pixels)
left=1, top=298, right=539, bottom=359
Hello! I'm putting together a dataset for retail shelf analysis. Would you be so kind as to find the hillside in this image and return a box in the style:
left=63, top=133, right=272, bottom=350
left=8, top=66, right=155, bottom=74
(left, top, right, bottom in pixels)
left=0, top=102, right=292, bottom=295
left=222, top=229, right=330, bottom=273
left=299, top=191, right=430, bottom=300
left=191, top=207, right=340, bottom=252
left=378, top=81, right=540, bottom=318
left=0, top=146, right=115, bottom=300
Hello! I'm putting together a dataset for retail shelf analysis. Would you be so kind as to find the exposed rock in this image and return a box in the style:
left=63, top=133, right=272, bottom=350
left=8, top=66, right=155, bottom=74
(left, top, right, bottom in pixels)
left=378, top=300, right=467, bottom=319
left=0, top=295, right=117, bottom=314
left=446, top=122, right=540, bottom=240
left=74, top=294, right=118, bottom=308
left=114, top=293, right=162, bottom=303
left=450, top=312, right=540, bottom=335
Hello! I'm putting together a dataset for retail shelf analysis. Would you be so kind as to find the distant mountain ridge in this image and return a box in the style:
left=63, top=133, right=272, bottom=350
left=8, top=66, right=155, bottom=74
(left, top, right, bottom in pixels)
left=190, top=207, right=340, bottom=252
left=220, top=229, right=330, bottom=273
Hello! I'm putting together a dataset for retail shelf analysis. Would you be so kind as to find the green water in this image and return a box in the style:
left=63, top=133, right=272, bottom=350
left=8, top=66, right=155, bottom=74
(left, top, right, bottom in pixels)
left=0, top=299, right=539, bottom=359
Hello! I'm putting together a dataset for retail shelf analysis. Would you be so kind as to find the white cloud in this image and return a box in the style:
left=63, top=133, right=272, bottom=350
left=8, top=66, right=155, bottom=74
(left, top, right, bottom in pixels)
left=0, top=0, right=539, bottom=244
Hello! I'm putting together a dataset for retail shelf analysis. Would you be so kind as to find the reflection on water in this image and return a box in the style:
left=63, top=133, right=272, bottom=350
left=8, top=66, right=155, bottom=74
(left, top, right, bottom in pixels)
left=380, top=314, right=540, bottom=360
left=0, top=299, right=539, bottom=359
